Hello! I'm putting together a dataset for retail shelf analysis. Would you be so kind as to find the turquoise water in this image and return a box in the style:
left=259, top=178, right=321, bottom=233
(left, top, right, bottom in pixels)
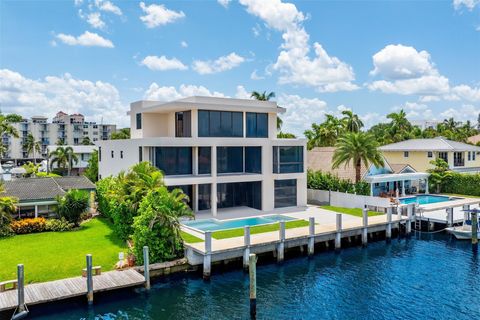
left=400, top=195, right=454, bottom=205
left=183, top=214, right=294, bottom=232
left=30, top=234, right=480, bottom=320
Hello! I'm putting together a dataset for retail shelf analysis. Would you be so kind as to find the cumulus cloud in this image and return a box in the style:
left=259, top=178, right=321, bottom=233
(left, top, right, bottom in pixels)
left=218, top=0, right=232, bottom=8
left=234, top=85, right=251, bottom=99
left=239, top=0, right=358, bottom=92
left=250, top=70, right=265, bottom=80
left=83, top=11, right=106, bottom=29
left=55, top=31, right=114, bottom=48
left=140, top=55, right=188, bottom=71
left=96, top=0, right=122, bottom=15
left=139, top=2, right=185, bottom=28
left=180, top=41, right=188, bottom=48
left=440, top=104, right=480, bottom=121
left=453, top=0, right=479, bottom=10
left=192, top=52, right=245, bottom=74
left=0, top=69, right=128, bottom=126
left=144, top=83, right=227, bottom=101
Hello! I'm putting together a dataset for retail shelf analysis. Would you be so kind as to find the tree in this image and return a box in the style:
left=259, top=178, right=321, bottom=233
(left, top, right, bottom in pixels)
left=250, top=90, right=284, bottom=130
left=427, top=158, right=452, bottom=193
left=0, top=184, right=17, bottom=237
left=111, top=128, right=130, bottom=140
left=50, top=146, right=78, bottom=176
left=332, top=132, right=385, bottom=183
left=132, top=187, right=193, bottom=264
left=24, top=133, right=41, bottom=163
left=0, top=113, right=22, bottom=157
left=84, top=150, right=98, bottom=182
left=386, top=109, right=412, bottom=141
left=477, top=113, right=480, bottom=131
left=22, top=161, right=41, bottom=178
left=341, top=110, right=364, bottom=133
left=277, top=132, right=296, bottom=138
left=56, top=139, right=66, bottom=146
left=304, top=114, right=344, bottom=149
left=56, top=189, right=89, bottom=226
left=81, top=136, right=94, bottom=145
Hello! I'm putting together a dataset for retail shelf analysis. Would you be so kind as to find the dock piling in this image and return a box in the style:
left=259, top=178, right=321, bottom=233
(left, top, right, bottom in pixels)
left=143, top=246, right=150, bottom=290
left=335, top=213, right=342, bottom=251
left=243, top=226, right=251, bottom=271
left=17, top=264, right=25, bottom=312
left=308, top=217, right=315, bottom=257
left=249, top=253, right=257, bottom=319
left=362, top=208, right=368, bottom=247
left=86, top=254, right=93, bottom=305
left=463, top=204, right=470, bottom=222
left=386, top=207, right=392, bottom=242
left=446, top=207, right=454, bottom=228
left=406, top=204, right=413, bottom=236
left=203, top=231, right=212, bottom=280
left=277, top=221, right=285, bottom=263
left=472, top=211, right=478, bottom=250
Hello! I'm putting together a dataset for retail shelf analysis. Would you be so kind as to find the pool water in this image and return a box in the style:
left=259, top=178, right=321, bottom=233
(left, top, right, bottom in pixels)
left=31, top=234, right=480, bottom=320
left=400, top=195, right=455, bottom=205
left=182, top=214, right=295, bottom=232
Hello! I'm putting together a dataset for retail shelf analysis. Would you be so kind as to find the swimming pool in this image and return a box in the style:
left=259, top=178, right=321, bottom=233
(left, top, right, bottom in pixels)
left=182, top=214, right=294, bottom=232
left=399, top=195, right=457, bottom=205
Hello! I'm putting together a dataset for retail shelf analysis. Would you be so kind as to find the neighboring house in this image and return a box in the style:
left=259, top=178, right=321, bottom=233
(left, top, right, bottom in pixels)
left=2, top=176, right=95, bottom=219
left=47, top=145, right=98, bottom=175
left=307, top=147, right=368, bottom=181
left=379, top=137, right=480, bottom=173
left=468, top=134, right=480, bottom=145
left=97, top=96, right=307, bottom=215
left=1, top=112, right=115, bottom=165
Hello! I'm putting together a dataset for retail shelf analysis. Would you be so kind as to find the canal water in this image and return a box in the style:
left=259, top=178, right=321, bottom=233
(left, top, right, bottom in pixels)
left=33, top=233, right=479, bottom=320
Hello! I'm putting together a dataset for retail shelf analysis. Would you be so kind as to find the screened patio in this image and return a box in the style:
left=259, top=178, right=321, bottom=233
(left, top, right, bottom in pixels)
left=364, top=172, right=430, bottom=197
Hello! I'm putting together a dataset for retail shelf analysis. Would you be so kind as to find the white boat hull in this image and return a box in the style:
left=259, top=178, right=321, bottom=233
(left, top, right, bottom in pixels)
left=446, top=227, right=479, bottom=240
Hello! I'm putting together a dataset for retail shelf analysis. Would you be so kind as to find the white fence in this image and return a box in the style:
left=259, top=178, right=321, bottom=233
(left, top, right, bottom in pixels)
left=307, top=189, right=391, bottom=211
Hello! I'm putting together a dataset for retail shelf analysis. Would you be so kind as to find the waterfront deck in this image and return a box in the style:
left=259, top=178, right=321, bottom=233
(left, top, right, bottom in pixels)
left=416, top=198, right=480, bottom=224
left=0, top=269, right=145, bottom=312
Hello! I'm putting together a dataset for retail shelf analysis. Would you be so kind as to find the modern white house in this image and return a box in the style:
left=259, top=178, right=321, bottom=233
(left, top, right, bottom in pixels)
left=97, top=96, right=307, bottom=216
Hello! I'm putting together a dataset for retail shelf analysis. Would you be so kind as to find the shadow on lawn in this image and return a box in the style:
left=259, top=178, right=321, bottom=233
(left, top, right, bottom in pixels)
left=97, top=217, right=127, bottom=248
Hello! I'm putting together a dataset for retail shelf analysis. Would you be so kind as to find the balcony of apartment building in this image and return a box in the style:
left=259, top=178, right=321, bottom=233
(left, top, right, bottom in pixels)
left=41, top=138, right=50, bottom=145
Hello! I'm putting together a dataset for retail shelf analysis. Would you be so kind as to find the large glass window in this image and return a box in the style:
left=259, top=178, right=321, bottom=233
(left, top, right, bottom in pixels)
left=175, top=111, right=191, bottom=137
left=154, top=147, right=192, bottom=175
left=198, top=184, right=211, bottom=211
left=198, top=110, right=243, bottom=137
left=246, top=112, right=268, bottom=138
left=245, top=147, right=262, bottom=173
left=136, top=113, right=142, bottom=129
left=198, top=147, right=211, bottom=174
left=438, top=152, right=448, bottom=163
left=217, top=147, right=243, bottom=174
left=274, top=179, right=297, bottom=208
left=273, top=146, right=304, bottom=173
left=217, top=181, right=261, bottom=210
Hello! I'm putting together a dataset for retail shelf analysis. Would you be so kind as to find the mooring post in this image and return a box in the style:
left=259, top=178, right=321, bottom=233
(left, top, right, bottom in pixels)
left=143, top=246, right=150, bottom=290
left=335, top=213, right=342, bottom=251
left=249, top=253, right=257, bottom=319
left=308, top=217, right=315, bottom=257
left=406, top=204, right=413, bottom=236
left=203, top=231, right=212, bottom=280
left=472, top=211, right=478, bottom=251
left=463, top=204, right=470, bottom=222
left=362, top=208, right=368, bottom=247
left=243, top=226, right=251, bottom=271
left=386, top=207, right=392, bottom=242
left=17, top=264, right=25, bottom=312
left=277, top=221, right=285, bottom=263
left=86, top=254, right=93, bottom=305
left=446, top=207, right=454, bottom=228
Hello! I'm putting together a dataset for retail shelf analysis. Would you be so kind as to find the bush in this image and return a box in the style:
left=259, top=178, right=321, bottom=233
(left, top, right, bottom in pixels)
left=0, top=195, right=17, bottom=238
left=438, top=172, right=480, bottom=196
left=56, top=189, right=89, bottom=226
left=307, top=169, right=369, bottom=195
left=11, top=217, right=46, bottom=234
left=45, top=218, right=74, bottom=232
left=36, top=172, right=61, bottom=177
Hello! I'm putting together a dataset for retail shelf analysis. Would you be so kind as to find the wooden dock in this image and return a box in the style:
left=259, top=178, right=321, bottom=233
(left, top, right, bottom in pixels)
left=0, top=269, right=145, bottom=312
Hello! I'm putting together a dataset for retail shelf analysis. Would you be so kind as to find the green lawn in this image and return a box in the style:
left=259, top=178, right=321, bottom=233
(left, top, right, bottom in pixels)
left=0, top=218, right=127, bottom=284
left=180, top=231, right=204, bottom=243
left=441, top=193, right=480, bottom=199
left=212, top=220, right=310, bottom=240
left=320, top=205, right=383, bottom=217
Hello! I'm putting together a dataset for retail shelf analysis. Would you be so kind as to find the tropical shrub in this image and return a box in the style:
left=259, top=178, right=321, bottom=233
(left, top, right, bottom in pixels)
left=132, top=187, right=193, bottom=264
left=11, top=217, right=47, bottom=234
left=437, top=173, right=480, bottom=197
left=307, top=170, right=370, bottom=195
left=36, top=172, right=61, bottom=178
left=45, top=218, right=75, bottom=232
left=84, top=150, right=98, bottom=182
left=56, top=189, right=89, bottom=226
left=0, top=186, right=17, bottom=238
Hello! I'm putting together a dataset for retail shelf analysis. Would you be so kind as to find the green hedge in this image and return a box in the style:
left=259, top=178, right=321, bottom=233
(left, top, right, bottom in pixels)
left=440, top=172, right=480, bottom=196
left=307, top=169, right=370, bottom=195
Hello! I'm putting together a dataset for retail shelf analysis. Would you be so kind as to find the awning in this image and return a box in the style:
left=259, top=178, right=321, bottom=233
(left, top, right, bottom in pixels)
left=364, top=172, right=430, bottom=184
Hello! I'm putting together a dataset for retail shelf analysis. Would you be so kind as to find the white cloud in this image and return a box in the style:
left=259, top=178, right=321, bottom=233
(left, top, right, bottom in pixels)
left=0, top=69, right=128, bottom=127
left=252, top=23, right=261, bottom=37
left=440, top=104, right=480, bottom=121
left=451, top=85, right=480, bottom=102
left=96, top=0, right=122, bottom=15
left=234, top=85, right=251, bottom=99
left=74, top=0, right=84, bottom=6
left=139, top=2, right=185, bottom=28
left=144, top=83, right=227, bottom=101
left=192, top=52, right=245, bottom=74
left=86, top=12, right=106, bottom=29
left=453, top=0, right=479, bottom=10
left=250, top=69, right=265, bottom=80
left=55, top=31, right=114, bottom=48
left=239, top=0, right=358, bottom=92
left=180, top=41, right=188, bottom=48
left=218, top=0, right=232, bottom=8
left=140, top=55, right=188, bottom=71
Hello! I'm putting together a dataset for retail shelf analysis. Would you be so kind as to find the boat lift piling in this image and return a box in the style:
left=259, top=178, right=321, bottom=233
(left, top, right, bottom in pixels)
left=472, top=211, right=478, bottom=251
left=249, top=253, right=257, bottom=319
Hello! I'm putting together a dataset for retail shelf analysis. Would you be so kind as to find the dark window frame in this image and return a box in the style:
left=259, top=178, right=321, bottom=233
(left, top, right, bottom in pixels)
left=198, top=110, right=243, bottom=137
left=136, top=113, right=142, bottom=130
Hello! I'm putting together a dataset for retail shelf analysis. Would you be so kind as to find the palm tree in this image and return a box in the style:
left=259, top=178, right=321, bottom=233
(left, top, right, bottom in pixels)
left=0, top=113, right=22, bottom=157
left=341, top=110, right=364, bottom=132
left=81, top=136, right=93, bottom=145
left=50, top=146, right=78, bottom=176
left=304, top=114, right=345, bottom=149
left=0, top=183, right=17, bottom=236
left=332, top=132, right=385, bottom=183
left=23, top=133, right=41, bottom=163
left=386, top=109, right=412, bottom=141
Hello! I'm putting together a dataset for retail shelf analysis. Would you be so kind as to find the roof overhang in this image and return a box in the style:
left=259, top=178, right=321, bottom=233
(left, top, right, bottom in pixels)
left=364, top=172, right=430, bottom=184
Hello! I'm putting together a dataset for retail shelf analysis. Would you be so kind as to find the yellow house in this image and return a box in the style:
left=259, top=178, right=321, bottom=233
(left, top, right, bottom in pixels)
left=379, top=137, right=480, bottom=173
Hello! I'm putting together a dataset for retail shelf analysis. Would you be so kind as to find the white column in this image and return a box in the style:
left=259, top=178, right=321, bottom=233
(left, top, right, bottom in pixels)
left=425, top=179, right=429, bottom=194
left=370, top=183, right=374, bottom=196
left=211, top=183, right=217, bottom=217
left=401, top=180, right=406, bottom=197
left=34, top=205, right=38, bottom=218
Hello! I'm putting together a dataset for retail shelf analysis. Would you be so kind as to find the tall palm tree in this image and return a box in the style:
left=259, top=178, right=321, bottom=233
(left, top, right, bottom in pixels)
left=24, top=133, right=41, bottom=164
left=332, top=132, right=385, bottom=183
left=341, top=110, right=364, bottom=132
left=251, top=90, right=283, bottom=130
left=305, top=114, right=345, bottom=149
left=386, top=109, right=412, bottom=141
left=50, top=146, right=78, bottom=176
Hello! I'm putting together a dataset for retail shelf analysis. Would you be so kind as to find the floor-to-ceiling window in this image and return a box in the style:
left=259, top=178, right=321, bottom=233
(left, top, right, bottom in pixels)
left=175, top=111, right=191, bottom=137
left=198, top=147, right=211, bottom=174
left=198, top=184, right=211, bottom=210
left=198, top=110, right=243, bottom=137
left=154, top=147, right=192, bottom=175
left=245, top=146, right=261, bottom=173
left=217, top=181, right=262, bottom=210
left=217, top=147, right=243, bottom=174
left=246, top=112, right=268, bottom=138
left=274, top=179, right=297, bottom=208
left=273, top=146, right=304, bottom=173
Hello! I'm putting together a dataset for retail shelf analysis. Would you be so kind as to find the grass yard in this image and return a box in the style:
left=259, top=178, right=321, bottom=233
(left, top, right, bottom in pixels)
left=180, top=231, right=203, bottom=243
left=320, top=205, right=383, bottom=217
left=212, top=219, right=310, bottom=240
left=441, top=193, right=480, bottom=199
left=0, top=218, right=127, bottom=284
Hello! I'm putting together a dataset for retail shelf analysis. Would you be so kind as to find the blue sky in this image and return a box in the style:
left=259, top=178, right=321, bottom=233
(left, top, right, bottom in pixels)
left=1, top=0, right=479, bottom=135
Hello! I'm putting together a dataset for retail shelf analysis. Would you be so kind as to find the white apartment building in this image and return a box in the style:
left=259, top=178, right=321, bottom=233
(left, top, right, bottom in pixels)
left=1, top=111, right=115, bottom=164
left=98, top=96, right=307, bottom=215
